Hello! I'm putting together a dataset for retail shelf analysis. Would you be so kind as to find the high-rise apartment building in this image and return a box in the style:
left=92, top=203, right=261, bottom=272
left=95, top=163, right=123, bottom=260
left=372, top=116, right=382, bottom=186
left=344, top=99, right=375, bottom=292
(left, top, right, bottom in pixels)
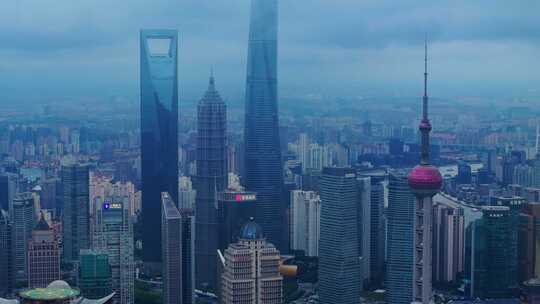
left=27, top=216, right=60, bottom=288
left=195, top=75, right=228, bottom=289
left=12, top=192, right=35, bottom=281
left=472, top=206, right=518, bottom=298
left=61, top=163, right=90, bottom=263
left=432, top=203, right=464, bottom=283
left=318, top=168, right=361, bottom=304
left=94, top=200, right=134, bottom=304
left=0, top=210, right=12, bottom=296
left=244, top=0, right=285, bottom=251
left=78, top=249, right=113, bottom=300
left=386, top=170, right=415, bottom=304
left=161, top=192, right=183, bottom=304
left=219, top=219, right=282, bottom=304
left=140, top=29, right=179, bottom=266
left=290, top=190, right=320, bottom=257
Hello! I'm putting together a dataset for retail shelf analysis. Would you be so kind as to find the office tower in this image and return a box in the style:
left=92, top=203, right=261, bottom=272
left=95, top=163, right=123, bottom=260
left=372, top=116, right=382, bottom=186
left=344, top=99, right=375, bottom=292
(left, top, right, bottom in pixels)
left=244, top=0, right=285, bottom=251
left=94, top=200, right=134, bottom=304
left=161, top=192, right=183, bottom=304
left=408, top=43, right=442, bottom=304
left=432, top=203, right=464, bottom=283
left=357, top=177, right=372, bottom=287
left=386, top=170, right=415, bottom=304
left=195, top=75, right=228, bottom=289
left=27, top=216, right=60, bottom=288
left=78, top=250, right=113, bottom=300
left=472, top=206, right=518, bottom=298
left=318, top=168, right=361, bottom=304
left=519, top=203, right=540, bottom=282
left=61, top=163, right=90, bottom=263
left=40, top=178, right=58, bottom=211
left=12, top=192, right=35, bottom=281
left=0, top=210, right=12, bottom=296
left=361, top=172, right=386, bottom=286
left=217, top=189, right=257, bottom=251
left=0, top=173, right=17, bottom=212
left=290, top=190, right=320, bottom=257
left=180, top=208, right=195, bottom=304
left=220, top=219, right=282, bottom=304
left=140, top=29, right=179, bottom=266
left=179, top=176, right=196, bottom=209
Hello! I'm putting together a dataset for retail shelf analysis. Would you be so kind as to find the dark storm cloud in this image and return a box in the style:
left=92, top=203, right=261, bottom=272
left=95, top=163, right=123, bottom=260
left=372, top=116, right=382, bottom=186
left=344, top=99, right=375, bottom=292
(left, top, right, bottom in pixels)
left=0, top=0, right=538, bottom=100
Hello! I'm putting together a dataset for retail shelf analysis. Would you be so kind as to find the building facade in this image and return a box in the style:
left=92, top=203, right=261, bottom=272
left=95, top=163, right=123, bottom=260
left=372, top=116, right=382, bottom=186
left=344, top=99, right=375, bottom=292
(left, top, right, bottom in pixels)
left=140, top=29, right=179, bottom=265
left=318, top=168, right=361, bottom=304
left=472, top=206, right=518, bottom=298
left=386, top=170, right=415, bottom=304
left=94, top=200, right=134, bottom=304
left=218, top=190, right=257, bottom=251
left=27, top=216, right=60, bottom=288
left=61, top=163, right=90, bottom=263
left=432, top=203, right=465, bottom=283
left=0, top=210, right=12, bottom=296
left=180, top=208, right=195, bottom=304
left=220, top=219, right=282, bottom=304
left=12, top=192, right=35, bottom=281
left=520, top=203, right=540, bottom=282
left=78, top=249, right=113, bottom=300
left=290, top=190, right=320, bottom=257
left=195, top=75, right=228, bottom=289
left=243, top=0, right=285, bottom=252
left=161, top=192, right=183, bottom=304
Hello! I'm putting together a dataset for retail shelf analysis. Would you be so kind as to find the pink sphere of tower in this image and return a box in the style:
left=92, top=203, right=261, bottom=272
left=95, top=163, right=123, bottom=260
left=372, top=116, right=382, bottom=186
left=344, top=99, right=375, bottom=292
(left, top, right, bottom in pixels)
left=408, top=165, right=442, bottom=197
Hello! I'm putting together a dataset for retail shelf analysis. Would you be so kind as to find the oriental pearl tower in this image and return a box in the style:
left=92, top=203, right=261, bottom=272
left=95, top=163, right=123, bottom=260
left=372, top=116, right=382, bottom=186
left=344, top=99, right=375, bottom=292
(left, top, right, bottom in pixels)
left=408, top=41, right=442, bottom=304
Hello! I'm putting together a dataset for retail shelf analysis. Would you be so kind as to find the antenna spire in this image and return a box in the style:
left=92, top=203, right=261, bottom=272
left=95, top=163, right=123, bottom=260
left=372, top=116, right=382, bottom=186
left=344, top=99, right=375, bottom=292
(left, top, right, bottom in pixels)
left=423, top=36, right=428, bottom=120
left=209, top=66, right=215, bottom=90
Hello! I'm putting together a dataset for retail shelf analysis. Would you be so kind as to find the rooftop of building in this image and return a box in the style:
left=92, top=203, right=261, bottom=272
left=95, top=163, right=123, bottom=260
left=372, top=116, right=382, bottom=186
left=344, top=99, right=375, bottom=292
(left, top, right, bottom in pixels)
left=240, top=217, right=264, bottom=240
left=19, top=280, right=80, bottom=301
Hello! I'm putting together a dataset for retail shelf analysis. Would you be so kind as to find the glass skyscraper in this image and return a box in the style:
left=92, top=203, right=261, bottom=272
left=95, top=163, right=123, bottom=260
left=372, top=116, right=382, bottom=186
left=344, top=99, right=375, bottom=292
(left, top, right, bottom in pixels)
left=318, top=168, right=361, bottom=304
left=62, top=163, right=90, bottom=263
left=140, top=29, right=179, bottom=264
left=386, top=170, right=415, bottom=304
left=195, top=75, right=227, bottom=289
left=244, top=0, right=285, bottom=251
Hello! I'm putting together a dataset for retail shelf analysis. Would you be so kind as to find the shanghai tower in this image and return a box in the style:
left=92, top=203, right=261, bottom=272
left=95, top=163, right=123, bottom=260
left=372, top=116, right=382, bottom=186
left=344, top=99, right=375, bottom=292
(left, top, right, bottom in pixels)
left=195, top=74, right=227, bottom=289
left=244, top=0, right=285, bottom=251
left=140, top=29, right=179, bottom=267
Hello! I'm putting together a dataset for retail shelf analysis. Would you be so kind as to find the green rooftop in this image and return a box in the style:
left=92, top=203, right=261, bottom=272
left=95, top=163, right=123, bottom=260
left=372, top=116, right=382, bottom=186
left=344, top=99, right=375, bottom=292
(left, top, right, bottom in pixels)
left=19, top=287, right=80, bottom=301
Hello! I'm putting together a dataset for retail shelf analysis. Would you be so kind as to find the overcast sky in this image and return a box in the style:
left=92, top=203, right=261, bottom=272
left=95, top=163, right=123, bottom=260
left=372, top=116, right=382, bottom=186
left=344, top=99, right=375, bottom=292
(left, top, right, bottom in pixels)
left=0, top=0, right=538, bottom=103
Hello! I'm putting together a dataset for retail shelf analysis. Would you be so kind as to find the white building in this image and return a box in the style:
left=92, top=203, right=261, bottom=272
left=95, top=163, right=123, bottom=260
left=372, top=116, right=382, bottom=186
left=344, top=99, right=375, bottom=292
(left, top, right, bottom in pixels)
left=290, top=190, right=320, bottom=257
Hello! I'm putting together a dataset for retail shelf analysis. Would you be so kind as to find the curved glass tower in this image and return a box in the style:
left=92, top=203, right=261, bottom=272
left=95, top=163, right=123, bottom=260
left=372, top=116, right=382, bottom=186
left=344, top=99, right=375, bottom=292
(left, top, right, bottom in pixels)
left=244, top=0, right=285, bottom=251
left=140, top=29, right=179, bottom=265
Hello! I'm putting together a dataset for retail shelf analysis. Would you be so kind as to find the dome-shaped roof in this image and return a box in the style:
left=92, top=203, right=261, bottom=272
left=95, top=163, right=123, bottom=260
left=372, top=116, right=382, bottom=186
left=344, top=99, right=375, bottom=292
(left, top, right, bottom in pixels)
left=408, top=165, right=442, bottom=195
left=47, top=280, right=71, bottom=289
left=240, top=218, right=264, bottom=240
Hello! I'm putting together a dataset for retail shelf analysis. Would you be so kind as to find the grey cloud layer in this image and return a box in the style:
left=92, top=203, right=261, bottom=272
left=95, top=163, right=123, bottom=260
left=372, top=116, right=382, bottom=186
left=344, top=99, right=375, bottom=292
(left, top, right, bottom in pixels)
left=0, top=0, right=538, bottom=100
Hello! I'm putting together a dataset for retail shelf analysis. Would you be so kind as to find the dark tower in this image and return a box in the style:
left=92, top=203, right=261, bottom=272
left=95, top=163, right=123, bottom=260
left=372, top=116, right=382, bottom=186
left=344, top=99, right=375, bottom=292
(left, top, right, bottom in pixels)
left=140, top=30, right=179, bottom=266
left=244, top=0, right=285, bottom=251
left=195, top=74, right=228, bottom=289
